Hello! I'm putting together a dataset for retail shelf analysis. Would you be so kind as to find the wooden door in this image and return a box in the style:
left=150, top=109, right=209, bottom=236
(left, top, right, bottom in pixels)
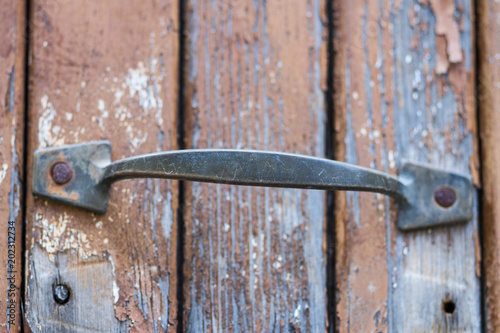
left=1, top=0, right=499, bottom=332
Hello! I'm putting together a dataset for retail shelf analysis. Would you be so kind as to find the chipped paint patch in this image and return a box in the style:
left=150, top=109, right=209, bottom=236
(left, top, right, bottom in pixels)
left=35, top=212, right=96, bottom=260
left=429, top=0, right=463, bottom=74
left=125, top=61, right=163, bottom=113
left=100, top=60, right=165, bottom=152
left=38, top=95, right=64, bottom=148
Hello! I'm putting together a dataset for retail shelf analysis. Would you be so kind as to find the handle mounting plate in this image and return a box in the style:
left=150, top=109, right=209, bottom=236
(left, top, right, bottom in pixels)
left=398, top=163, right=473, bottom=230
left=32, top=141, right=473, bottom=230
left=32, top=141, right=112, bottom=214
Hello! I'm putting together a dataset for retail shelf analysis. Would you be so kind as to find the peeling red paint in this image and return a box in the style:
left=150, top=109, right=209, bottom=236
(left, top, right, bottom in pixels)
left=429, top=0, right=463, bottom=64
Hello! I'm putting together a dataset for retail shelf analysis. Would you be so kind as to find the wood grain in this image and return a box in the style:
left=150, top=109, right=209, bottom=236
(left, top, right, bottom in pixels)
left=182, top=0, right=328, bottom=331
left=333, top=0, right=481, bottom=331
left=477, top=0, right=500, bottom=331
left=0, top=1, right=25, bottom=332
left=24, top=1, right=180, bottom=331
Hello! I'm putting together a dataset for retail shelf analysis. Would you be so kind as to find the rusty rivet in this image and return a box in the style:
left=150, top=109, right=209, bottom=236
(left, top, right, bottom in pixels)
left=434, top=187, right=456, bottom=208
left=51, top=162, right=73, bottom=185
left=53, top=284, right=70, bottom=304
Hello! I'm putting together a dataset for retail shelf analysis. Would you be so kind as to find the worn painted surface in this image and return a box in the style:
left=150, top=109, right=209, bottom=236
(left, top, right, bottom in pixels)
left=183, top=0, right=328, bottom=331
left=25, top=0, right=180, bottom=331
left=333, top=0, right=480, bottom=331
left=0, top=0, right=25, bottom=332
left=477, top=0, right=500, bottom=331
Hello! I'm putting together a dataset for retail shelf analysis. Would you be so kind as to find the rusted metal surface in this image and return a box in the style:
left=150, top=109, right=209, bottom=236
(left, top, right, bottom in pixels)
left=183, top=0, right=328, bottom=331
left=477, top=0, right=500, bottom=331
left=333, top=0, right=480, bottom=331
left=0, top=0, right=25, bottom=332
left=24, top=0, right=180, bottom=331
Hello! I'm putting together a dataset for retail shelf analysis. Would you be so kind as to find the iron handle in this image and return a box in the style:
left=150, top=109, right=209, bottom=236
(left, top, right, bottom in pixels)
left=32, top=141, right=473, bottom=230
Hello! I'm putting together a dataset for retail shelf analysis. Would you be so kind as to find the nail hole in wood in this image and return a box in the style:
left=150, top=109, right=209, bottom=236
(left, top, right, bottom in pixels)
left=442, top=298, right=456, bottom=315
left=53, top=283, right=71, bottom=305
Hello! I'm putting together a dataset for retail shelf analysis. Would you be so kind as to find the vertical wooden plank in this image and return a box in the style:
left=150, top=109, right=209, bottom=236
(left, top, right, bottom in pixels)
left=478, top=0, right=500, bottom=331
left=333, top=0, right=480, bottom=331
left=183, top=0, right=328, bottom=331
left=25, top=1, right=180, bottom=331
left=0, top=1, right=25, bottom=332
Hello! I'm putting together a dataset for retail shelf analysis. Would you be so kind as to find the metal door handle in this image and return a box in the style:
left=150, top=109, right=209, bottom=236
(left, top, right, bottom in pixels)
left=32, top=141, right=473, bottom=230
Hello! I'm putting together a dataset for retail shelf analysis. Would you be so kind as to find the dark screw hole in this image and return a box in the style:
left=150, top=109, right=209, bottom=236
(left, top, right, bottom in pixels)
left=54, top=284, right=71, bottom=305
left=442, top=299, right=456, bottom=315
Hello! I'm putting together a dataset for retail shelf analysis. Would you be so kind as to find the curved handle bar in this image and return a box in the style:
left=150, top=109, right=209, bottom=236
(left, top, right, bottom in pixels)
left=101, top=150, right=406, bottom=201
left=32, top=141, right=473, bottom=231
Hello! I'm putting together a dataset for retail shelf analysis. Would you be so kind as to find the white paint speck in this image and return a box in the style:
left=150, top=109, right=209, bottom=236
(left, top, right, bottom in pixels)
left=294, top=304, right=302, bottom=319
left=110, top=257, right=120, bottom=304
left=388, top=150, right=396, bottom=169
left=113, top=281, right=120, bottom=303
left=97, top=99, right=109, bottom=130
left=0, top=163, right=8, bottom=185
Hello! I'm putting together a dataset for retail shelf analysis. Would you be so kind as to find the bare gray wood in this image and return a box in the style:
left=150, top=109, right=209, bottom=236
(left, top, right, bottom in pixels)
left=182, top=0, right=328, bottom=331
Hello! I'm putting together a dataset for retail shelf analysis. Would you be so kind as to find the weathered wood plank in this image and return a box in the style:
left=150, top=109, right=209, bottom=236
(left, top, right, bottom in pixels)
left=25, top=1, right=180, bottom=331
left=477, top=0, right=500, bottom=331
left=183, top=0, right=328, bottom=331
left=333, top=0, right=480, bottom=331
left=0, top=1, right=25, bottom=332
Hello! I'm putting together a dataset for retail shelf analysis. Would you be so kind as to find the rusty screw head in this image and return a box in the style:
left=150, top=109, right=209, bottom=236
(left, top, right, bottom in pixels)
left=434, top=187, right=456, bottom=208
left=54, top=284, right=70, bottom=304
left=51, top=162, right=73, bottom=185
